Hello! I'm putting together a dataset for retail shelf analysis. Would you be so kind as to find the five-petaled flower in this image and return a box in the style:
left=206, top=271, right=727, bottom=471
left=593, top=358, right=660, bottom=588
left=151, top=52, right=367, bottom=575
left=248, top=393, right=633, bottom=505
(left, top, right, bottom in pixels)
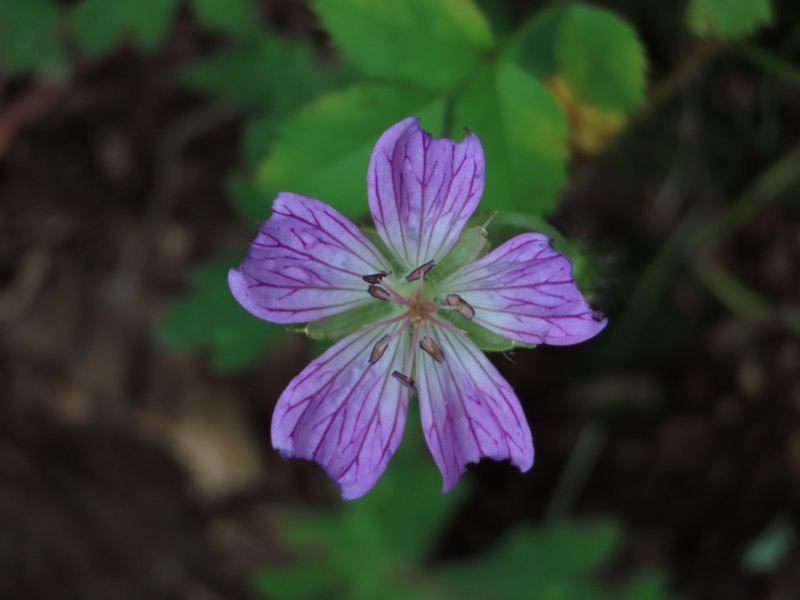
left=229, top=117, right=607, bottom=500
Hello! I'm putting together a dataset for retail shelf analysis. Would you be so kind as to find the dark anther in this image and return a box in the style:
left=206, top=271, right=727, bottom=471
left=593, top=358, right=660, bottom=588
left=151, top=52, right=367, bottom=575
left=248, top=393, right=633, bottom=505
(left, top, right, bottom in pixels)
left=445, top=294, right=475, bottom=320
left=362, top=271, right=391, bottom=284
left=406, top=260, right=436, bottom=282
left=392, top=371, right=417, bottom=393
left=369, top=334, right=391, bottom=364
left=368, top=285, right=392, bottom=301
left=591, top=310, right=606, bottom=322
left=420, top=336, right=444, bottom=364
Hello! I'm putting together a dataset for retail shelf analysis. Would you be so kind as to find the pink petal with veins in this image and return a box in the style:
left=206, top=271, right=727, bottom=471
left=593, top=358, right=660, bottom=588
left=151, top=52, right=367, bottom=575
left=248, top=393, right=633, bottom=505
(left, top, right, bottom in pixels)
left=229, top=193, right=389, bottom=324
left=416, top=327, right=534, bottom=492
left=442, top=233, right=607, bottom=346
left=368, top=117, right=484, bottom=269
left=271, top=324, right=410, bottom=500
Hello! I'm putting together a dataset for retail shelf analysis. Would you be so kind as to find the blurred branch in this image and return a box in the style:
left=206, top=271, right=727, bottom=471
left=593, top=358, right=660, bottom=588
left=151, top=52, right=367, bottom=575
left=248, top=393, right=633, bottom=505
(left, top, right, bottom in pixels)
left=637, top=41, right=725, bottom=121
left=613, top=141, right=800, bottom=353
left=737, top=43, right=800, bottom=87
left=545, top=422, right=606, bottom=524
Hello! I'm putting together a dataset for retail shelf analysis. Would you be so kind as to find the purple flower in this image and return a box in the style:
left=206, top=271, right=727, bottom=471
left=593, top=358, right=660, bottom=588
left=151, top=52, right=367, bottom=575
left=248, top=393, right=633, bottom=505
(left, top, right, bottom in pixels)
left=229, top=117, right=606, bottom=500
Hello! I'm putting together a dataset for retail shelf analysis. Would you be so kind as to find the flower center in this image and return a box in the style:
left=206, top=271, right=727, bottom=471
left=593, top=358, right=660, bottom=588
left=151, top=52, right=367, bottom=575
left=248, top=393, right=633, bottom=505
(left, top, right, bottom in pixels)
left=360, top=262, right=475, bottom=393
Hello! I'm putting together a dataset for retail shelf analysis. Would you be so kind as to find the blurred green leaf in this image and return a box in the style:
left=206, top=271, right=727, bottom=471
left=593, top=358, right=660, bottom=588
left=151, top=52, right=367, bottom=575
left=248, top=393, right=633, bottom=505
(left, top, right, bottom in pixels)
left=191, top=0, right=259, bottom=38
left=741, top=516, right=794, bottom=574
left=687, top=0, right=773, bottom=39
left=257, top=83, right=447, bottom=218
left=452, top=60, right=568, bottom=216
left=0, top=0, right=67, bottom=77
left=504, top=5, right=569, bottom=78
left=72, top=0, right=180, bottom=55
left=183, top=34, right=347, bottom=111
left=441, top=521, right=620, bottom=596
left=315, top=0, right=493, bottom=91
left=227, top=174, right=272, bottom=224
left=160, top=257, right=283, bottom=371
left=555, top=4, right=647, bottom=113
left=254, top=408, right=463, bottom=600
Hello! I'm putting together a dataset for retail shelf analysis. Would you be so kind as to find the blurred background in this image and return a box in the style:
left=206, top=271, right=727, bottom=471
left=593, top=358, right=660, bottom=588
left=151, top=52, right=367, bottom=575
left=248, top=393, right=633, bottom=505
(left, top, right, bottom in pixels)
left=1, top=0, right=799, bottom=598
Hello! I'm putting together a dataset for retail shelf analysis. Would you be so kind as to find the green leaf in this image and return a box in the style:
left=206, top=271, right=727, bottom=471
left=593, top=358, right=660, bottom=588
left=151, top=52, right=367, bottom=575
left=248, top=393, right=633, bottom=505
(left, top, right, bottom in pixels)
left=314, top=0, right=492, bottom=91
left=72, top=0, right=180, bottom=55
left=440, top=521, right=622, bottom=598
left=228, top=174, right=272, bottom=224
left=159, top=257, right=283, bottom=371
left=253, top=562, right=339, bottom=600
left=452, top=60, right=568, bottom=216
left=191, top=0, right=259, bottom=38
left=687, top=0, right=773, bottom=39
left=555, top=4, right=647, bottom=113
left=504, top=5, right=569, bottom=78
left=253, top=406, right=463, bottom=600
left=183, top=34, right=348, bottom=111
left=257, top=83, right=447, bottom=218
left=0, top=0, right=67, bottom=77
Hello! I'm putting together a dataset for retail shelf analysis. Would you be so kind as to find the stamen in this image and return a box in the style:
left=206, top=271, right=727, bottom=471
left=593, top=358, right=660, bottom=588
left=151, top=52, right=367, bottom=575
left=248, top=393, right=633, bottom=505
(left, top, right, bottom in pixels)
left=368, top=285, right=392, bottom=301
left=406, top=260, right=435, bottom=282
left=362, top=271, right=391, bottom=284
left=369, top=334, right=391, bottom=364
left=392, top=371, right=417, bottom=393
left=420, top=336, right=444, bottom=363
left=445, top=294, right=475, bottom=320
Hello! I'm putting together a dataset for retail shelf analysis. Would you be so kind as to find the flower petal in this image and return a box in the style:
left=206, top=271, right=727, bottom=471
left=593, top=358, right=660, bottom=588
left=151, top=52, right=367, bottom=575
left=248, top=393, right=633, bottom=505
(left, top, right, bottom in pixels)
left=271, top=324, right=411, bottom=500
left=416, top=327, right=533, bottom=492
left=368, top=117, right=485, bottom=270
left=442, top=233, right=607, bottom=346
left=229, top=193, right=389, bottom=324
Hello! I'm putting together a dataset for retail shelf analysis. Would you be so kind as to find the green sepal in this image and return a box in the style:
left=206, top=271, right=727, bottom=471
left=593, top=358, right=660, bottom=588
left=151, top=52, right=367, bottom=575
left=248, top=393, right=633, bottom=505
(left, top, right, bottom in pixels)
left=429, top=225, right=491, bottom=285
left=304, top=301, right=402, bottom=341
left=439, top=311, right=537, bottom=353
left=361, top=227, right=405, bottom=273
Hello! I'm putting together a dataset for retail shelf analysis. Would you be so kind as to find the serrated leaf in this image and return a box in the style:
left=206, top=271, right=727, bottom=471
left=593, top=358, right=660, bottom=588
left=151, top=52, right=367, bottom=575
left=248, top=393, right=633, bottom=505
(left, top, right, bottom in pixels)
left=182, top=34, right=347, bottom=111
left=555, top=4, right=646, bottom=113
left=315, top=0, right=492, bottom=91
left=191, top=0, right=259, bottom=38
left=159, top=258, right=283, bottom=371
left=257, top=83, right=447, bottom=218
left=0, top=0, right=67, bottom=77
left=452, top=60, right=568, bottom=216
left=687, top=0, right=773, bottom=39
left=72, top=0, right=180, bottom=55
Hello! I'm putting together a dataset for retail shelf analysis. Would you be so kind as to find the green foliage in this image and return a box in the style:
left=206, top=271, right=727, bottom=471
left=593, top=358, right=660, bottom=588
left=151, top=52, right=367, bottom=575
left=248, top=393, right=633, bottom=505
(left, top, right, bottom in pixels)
left=253, top=422, right=464, bottom=600
left=687, top=0, right=773, bottom=39
left=314, top=0, right=493, bottom=92
left=504, top=5, right=568, bottom=78
left=191, top=0, right=259, bottom=38
left=257, top=84, right=448, bottom=218
left=183, top=34, right=348, bottom=111
left=253, top=425, right=677, bottom=600
left=159, top=258, right=284, bottom=371
left=0, top=0, right=67, bottom=78
left=452, top=60, right=568, bottom=214
left=555, top=4, right=647, bottom=113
